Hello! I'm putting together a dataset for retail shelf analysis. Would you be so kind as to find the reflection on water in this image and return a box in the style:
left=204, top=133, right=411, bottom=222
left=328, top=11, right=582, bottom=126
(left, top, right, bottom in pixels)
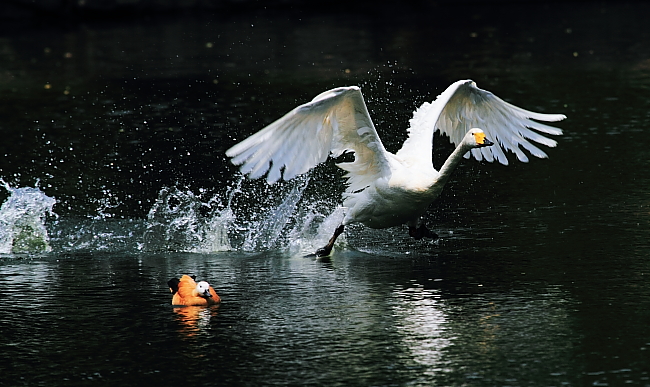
left=392, top=285, right=451, bottom=376
left=0, top=247, right=649, bottom=386
left=172, top=305, right=220, bottom=340
left=390, top=281, right=580, bottom=385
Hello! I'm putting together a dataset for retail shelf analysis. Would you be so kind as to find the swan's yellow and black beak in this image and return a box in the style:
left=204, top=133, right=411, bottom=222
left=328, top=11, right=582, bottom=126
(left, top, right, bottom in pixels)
left=474, top=132, right=494, bottom=148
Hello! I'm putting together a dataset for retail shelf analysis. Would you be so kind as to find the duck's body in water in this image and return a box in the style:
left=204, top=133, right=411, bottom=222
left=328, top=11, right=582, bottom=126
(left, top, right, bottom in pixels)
left=168, top=275, right=220, bottom=306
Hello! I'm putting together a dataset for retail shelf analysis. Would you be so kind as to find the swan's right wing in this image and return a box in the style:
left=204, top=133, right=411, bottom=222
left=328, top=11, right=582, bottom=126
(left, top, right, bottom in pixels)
left=401, top=80, right=565, bottom=165
left=439, top=80, right=566, bottom=164
left=226, top=86, right=392, bottom=190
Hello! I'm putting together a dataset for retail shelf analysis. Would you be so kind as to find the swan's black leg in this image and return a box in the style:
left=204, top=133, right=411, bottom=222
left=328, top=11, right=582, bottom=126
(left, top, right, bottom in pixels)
left=315, top=225, right=345, bottom=257
left=408, top=225, right=438, bottom=240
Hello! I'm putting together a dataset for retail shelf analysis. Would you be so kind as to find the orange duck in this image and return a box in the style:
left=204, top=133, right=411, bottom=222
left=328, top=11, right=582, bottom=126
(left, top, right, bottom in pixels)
left=168, top=275, right=221, bottom=306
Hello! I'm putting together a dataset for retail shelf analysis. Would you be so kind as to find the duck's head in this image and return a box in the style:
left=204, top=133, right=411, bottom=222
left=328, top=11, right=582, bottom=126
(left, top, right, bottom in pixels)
left=466, top=128, right=494, bottom=148
left=168, top=278, right=180, bottom=295
left=196, top=281, right=213, bottom=298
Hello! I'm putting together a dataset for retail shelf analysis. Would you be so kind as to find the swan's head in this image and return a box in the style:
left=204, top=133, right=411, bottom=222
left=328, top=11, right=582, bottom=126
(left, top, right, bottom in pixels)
left=196, top=281, right=213, bottom=298
left=466, top=128, right=494, bottom=148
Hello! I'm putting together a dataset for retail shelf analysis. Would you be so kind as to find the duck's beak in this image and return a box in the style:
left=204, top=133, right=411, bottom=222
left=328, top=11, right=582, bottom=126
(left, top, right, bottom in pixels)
left=203, top=290, right=212, bottom=298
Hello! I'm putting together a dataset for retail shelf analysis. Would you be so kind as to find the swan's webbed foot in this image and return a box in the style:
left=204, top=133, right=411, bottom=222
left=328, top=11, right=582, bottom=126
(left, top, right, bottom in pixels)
left=315, top=225, right=345, bottom=257
left=315, top=246, right=332, bottom=257
left=409, top=225, right=438, bottom=240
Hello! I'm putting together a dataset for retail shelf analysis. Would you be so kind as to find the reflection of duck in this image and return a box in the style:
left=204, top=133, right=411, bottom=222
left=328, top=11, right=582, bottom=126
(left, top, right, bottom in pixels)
left=172, top=305, right=219, bottom=340
left=226, top=80, right=565, bottom=256
left=168, top=275, right=221, bottom=306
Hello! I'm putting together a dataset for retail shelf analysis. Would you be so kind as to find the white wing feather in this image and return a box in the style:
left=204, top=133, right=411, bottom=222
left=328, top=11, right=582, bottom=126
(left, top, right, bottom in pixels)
left=401, top=79, right=565, bottom=166
left=226, top=86, right=392, bottom=190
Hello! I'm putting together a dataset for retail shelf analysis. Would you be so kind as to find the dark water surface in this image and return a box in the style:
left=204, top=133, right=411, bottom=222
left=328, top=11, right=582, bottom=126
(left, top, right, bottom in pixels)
left=2, top=2, right=650, bottom=386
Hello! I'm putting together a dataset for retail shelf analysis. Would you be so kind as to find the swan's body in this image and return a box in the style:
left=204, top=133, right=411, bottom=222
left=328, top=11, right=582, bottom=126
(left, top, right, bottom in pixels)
left=226, top=80, right=565, bottom=255
left=168, top=275, right=221, bottom=306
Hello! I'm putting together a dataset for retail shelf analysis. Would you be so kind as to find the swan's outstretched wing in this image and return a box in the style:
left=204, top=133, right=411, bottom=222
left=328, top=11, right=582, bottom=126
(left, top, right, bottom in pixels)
left=402, top=79, right=565, bottom=165
left=226, top=86, right=392, bottom=190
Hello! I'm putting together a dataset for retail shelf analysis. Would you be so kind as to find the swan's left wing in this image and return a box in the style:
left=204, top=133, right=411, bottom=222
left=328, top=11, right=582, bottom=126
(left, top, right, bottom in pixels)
left=226, top=86, right=392, bottom=189
left=403, top=79, right=565, bottom=165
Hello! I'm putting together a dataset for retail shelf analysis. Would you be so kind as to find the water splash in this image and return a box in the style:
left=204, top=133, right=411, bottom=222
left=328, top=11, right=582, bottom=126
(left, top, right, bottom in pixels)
left=142, top=186, right=235, bottom=253
left=52, top=217, right=146, bottom=253
left=0, top=175, right=338, bottom=255
left=139, top=174, right=335, bottom=254
left=0, top=182, right=56, bottom=254
left=242, top=176, right=310, bottom=251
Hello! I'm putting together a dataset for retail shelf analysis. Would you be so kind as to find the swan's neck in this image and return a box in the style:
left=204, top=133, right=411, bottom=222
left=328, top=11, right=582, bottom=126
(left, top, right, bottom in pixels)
left=432, top=143, right=473, bottom=191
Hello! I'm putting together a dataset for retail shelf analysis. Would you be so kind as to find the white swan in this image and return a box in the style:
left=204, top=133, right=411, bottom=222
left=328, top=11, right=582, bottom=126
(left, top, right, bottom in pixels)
left=226, top=80, right=565, bottom=256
